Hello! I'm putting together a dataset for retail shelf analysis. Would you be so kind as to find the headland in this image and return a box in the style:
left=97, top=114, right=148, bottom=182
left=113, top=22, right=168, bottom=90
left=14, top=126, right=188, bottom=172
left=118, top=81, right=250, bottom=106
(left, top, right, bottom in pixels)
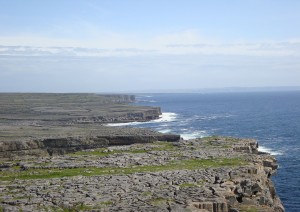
left=0, top=93, right=284, bottom=211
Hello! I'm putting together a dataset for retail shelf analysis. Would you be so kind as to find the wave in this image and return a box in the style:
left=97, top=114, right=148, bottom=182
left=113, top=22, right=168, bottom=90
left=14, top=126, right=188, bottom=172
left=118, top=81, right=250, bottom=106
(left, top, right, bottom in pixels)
left=105, top=121, right=142, bottom=127
left=105, top=112, right=178, bottom=127
left=152, top=112, right=177, bottom=123
left=136, top=100, right=158, bottom=103
left=193, top=114, right=233, bottom=121
left=181, top=131, right=207, bottom=140
left=158, top=129, right=172, bottom=133
left=136, top=95, right=153, bottom=98
left=258, top=146, right=283, bottom=155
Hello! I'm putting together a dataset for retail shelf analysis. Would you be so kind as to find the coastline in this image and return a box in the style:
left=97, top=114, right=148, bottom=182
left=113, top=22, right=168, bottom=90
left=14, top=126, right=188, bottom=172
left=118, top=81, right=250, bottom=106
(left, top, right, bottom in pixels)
left=0, top=93, right=284, bottom=211
left=0, top=136, right=284, bottom=211
left=105, top=112, right=281, bottom=157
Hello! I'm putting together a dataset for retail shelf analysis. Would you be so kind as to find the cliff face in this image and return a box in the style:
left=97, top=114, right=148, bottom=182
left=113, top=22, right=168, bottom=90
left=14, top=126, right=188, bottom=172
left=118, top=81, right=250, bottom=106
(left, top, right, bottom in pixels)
left=101, top=94, right=135, bottom=103
left=0, top=132, right=180, bottom=159
left=74, top=107, right=162, bottom=123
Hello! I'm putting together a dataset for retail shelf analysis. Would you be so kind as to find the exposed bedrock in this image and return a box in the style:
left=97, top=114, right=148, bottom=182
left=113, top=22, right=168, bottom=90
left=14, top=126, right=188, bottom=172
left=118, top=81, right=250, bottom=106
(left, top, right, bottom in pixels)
left=0, top=137, right=284, bottom=211
left=42, top=134, right=180, bottom=156
left=0, top=94, right=285, bottom=211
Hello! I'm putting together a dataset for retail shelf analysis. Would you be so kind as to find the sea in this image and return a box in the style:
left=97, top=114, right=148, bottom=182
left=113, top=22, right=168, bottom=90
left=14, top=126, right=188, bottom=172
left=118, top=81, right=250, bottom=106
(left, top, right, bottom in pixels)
left=107, top=92, right=300, bottom=211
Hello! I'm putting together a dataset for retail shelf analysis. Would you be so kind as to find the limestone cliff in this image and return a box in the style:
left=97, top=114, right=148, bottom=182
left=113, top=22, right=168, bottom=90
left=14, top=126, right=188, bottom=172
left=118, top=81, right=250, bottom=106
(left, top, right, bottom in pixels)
left=0, top=137, right=284, bottom=211
left=0, top=128, right=180, bottom=159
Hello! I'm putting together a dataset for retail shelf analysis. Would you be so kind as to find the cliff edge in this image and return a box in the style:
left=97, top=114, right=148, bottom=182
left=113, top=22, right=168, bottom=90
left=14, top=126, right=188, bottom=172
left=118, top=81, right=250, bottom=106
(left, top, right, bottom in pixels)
left=0, top=93, right=171, bottom=159
left=0, top=137, right=284, bottom=211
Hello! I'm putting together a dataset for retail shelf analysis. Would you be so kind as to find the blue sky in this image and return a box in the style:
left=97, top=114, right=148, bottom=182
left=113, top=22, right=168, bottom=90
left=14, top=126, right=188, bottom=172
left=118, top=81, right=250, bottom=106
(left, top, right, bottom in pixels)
left=0, top=0, right=300, bottom=92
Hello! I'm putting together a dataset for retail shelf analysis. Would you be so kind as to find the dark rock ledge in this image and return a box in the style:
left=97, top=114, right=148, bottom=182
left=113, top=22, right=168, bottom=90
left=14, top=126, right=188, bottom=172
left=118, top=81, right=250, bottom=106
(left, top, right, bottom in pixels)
left=0, top=132, right=181, bottom=159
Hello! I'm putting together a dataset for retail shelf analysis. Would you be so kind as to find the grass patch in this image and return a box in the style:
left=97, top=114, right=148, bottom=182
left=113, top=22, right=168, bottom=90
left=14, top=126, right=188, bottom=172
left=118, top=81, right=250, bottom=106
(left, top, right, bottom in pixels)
left=99, top=201, right=113, bottom=205
left=0, top=157, right=247, bottom=181
left=44, top=203, right=101, bottom=211
left=179, top=183, right=198, bottom=188
left=150, top=197, right=172, bottom=206
left=69, top=148, right=112, bottom=157
left=57, top=203, right=94, bottom=212
left=159, top=184, right=170, bottom=189
left=202, top=136, right=240, bottom=143
left=151, top=141, right=176, bottom=151
left=239, top=206, right=259, bottom=212
left=179, top=180, right=205, bottom=188
left=69, top=148, right=149, bottom=157
left=69, top=141, right=176, bottom=157
left=142, top=191, right=152, bottom=196
left=198, top=136, right=240, bottom=148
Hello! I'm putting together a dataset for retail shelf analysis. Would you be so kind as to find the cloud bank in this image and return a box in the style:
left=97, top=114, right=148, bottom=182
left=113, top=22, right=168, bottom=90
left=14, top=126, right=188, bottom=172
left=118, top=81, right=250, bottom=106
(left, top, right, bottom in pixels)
left=1, top=30, right=300, bottom=57
left=1, top=30, right=300, bottom=92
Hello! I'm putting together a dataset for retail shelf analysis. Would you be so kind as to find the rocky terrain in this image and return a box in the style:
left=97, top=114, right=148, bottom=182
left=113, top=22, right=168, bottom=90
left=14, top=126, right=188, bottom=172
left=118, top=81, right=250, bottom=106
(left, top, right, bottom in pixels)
left=0, top=93, right=172, bottom=159
left=0, top=136, right=284, bottom=211
left=0, top=93, right=284, bottom=211
left=0, top=93, right=160, bottom=125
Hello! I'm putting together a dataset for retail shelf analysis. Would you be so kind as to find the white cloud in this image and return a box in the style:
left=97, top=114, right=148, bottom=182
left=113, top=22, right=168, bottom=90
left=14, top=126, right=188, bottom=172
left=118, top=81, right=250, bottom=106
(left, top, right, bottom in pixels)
left=0, top=36, right=83, bottom=48
left=152, top=29, right=213, bottom=46
left=0, top=28, right=300, bottom=57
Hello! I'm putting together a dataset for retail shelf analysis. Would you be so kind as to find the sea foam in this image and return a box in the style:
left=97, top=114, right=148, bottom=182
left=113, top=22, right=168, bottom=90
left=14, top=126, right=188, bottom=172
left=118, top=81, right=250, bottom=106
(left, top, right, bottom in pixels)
left=158, top=129, right=172, bottom=133
left=152, top=112, right=177, bottom=123
left=105, top=121, right=141, bottom=127
left=258, top=146, right=283, bottom=156
left=105, top=112, right=177, bottom=127
left=180, top=131, right=207, bottom=140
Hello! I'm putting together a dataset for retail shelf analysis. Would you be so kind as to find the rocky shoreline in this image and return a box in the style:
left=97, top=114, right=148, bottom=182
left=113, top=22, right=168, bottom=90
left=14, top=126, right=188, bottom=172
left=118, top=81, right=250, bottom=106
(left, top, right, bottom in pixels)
left=0, top=93, right=284, bottom=211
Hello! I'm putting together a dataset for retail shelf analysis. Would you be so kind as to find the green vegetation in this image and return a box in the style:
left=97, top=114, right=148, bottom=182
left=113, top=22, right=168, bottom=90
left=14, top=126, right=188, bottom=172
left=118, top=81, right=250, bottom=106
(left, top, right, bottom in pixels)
left=70, top=148, right=148, bottom=157
left=150, top=197, right=173, bottom=206
left=56, top=203, right=93, bottom=212
left=201, top=136, right=240, bottom=142
left=151, top=141, right=176, bottom=151
left=69, top=141, right=175, bottom=157
left=179, top=183, right=198, bottom=188
left=0, top=157, right=247, bottom=181
left=239, top=206, right=259, bottom=212
left=142, top=191, right=152, bottom=196
left=43, top=202, right=111, bottom=212
left=99, top=201, right=113, bottom=206
left=179, top=180, right=205, bottom=188
left=197, top=136, right=241, bottom=148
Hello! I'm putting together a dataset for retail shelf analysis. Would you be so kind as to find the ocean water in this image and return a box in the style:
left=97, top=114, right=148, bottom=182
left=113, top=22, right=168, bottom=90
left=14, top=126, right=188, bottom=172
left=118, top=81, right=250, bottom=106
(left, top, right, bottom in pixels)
left=113, top=92, right=300, bottom=211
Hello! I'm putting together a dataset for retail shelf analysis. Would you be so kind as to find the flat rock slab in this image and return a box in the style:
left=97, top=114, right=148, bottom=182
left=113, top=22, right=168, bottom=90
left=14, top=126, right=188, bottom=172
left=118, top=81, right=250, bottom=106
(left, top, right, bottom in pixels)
left=0, top=137, right=284, bottom=212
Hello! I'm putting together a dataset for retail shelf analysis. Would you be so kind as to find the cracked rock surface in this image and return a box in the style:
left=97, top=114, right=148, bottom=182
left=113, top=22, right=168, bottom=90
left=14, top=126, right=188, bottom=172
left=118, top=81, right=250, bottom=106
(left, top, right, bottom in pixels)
left=0, top=137, right=284, bottom=212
